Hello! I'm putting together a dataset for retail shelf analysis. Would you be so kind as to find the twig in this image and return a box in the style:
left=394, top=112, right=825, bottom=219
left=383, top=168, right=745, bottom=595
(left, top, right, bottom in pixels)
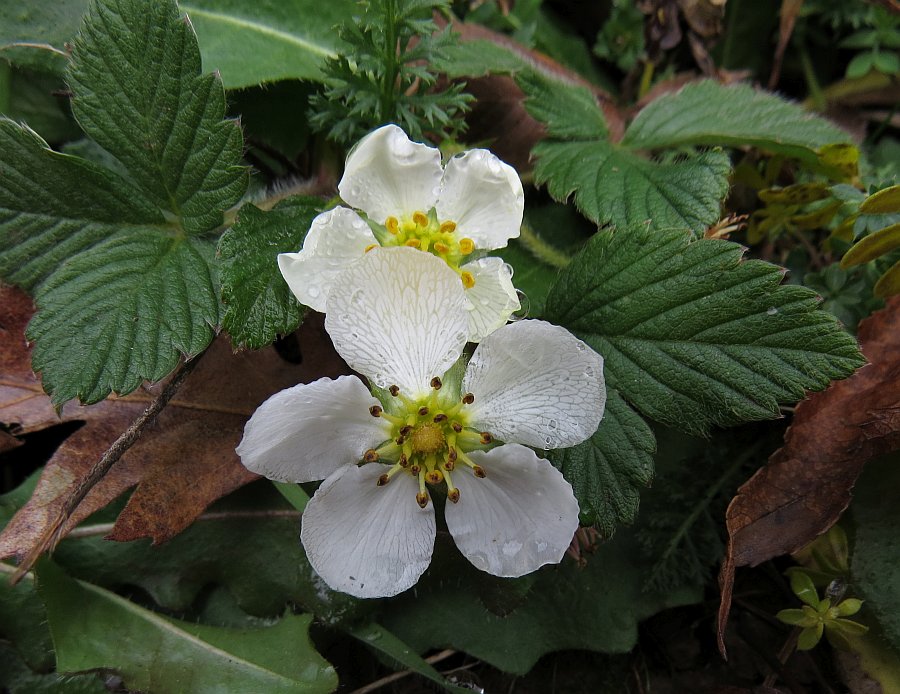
left=11, top=353, right=204, bottom=583
left=349, top=649, right=457, bottom=694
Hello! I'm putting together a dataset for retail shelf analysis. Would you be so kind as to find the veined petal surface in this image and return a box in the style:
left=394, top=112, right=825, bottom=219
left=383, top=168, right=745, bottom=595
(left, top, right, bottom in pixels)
left=236, top=375, right=389, bottom=483
left=277, top=207, right=376, bottom=312
left=462, top=257, right=520, bottom=342
left=325, top=247, right=469, bottom=398
left=301, top=464, right=436, bottom=598
left=436, top=149, right=524, bottom=249
left=445, top=444, right=579, bottom=577
left=338, top=125, right=442, bottom=223
left=463, top=320, right=606, bottom=449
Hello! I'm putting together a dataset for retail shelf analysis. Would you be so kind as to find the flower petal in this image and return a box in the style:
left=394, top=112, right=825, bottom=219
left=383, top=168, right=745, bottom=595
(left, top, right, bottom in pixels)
left=462, top=257, right=520, bottom=342
left=236, top=375, right=390, bottom=483
left=338, top=125, right=443, bottom=223
left=301, top=464, right=435, bottom=598
left=463, top=320, right=606, bottom=449
left=436, top=149, right=524, bottom=250
left=445, top=444, right=579, bottom=577
left=277, top=207, right=377, bottom=312
left=325, top=246, right=469, bottom=398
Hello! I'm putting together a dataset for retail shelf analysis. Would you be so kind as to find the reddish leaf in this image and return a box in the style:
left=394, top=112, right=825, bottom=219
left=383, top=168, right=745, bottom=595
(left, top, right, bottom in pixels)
left=0, top=284, right=349, bottom=556
left=717, top=297, right=900, bottom=655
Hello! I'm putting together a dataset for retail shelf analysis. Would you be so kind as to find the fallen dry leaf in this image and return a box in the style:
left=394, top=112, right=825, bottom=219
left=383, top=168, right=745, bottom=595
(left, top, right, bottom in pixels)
left=717, top=297, right=900, bottom=656
left=0, top=284, right=349, bottom=557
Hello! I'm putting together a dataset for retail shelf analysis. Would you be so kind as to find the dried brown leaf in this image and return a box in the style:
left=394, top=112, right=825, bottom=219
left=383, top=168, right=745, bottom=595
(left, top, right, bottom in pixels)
left=0, top=284, right=348, bottom=556
left=717, top=297, right=900, bottom=655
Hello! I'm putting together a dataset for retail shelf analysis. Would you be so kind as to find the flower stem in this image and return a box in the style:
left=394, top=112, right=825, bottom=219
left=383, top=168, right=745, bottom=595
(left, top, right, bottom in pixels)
left=518, top=221, right=572, bottom=269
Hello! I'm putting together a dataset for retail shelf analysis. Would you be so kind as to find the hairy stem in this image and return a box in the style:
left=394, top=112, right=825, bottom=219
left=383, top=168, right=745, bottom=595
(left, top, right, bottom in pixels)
left=518, top=221, right=571, bottom=269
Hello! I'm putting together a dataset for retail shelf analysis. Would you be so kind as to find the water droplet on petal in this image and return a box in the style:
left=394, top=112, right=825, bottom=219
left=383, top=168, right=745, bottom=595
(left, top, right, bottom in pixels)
left=575, top=342, right=586, bottom=351
left=307, top=286, right=320, bottom=298
left=767, top=307, right=778, bottom=315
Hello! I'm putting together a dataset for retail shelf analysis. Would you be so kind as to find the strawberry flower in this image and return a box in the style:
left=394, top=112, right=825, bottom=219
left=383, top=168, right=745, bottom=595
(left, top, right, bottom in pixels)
left=238, top=247, right=606, bottom=598
left=278, top=124, right=524, bottom=341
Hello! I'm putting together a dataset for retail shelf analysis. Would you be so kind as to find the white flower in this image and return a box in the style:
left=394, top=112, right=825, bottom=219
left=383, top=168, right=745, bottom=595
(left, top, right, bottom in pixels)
left=238, top=247, right=606, bottom=598
left=278, top=124, right=525, bottom=341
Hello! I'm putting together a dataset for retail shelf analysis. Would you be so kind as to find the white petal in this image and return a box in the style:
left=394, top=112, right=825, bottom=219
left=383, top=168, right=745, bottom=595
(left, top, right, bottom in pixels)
left=236, top=376, right=390, bottom=483
left=301, top=464, right=435, bottom=598
left=338, top=125, right=443, bottom=223
left=325, top=246, right=469, bottom=398
left=445, top=444, right=579, bottom=577
left=277, top=207, right=377, bottom=312
left=463, top=320, right=606, bottom=449
left=435, top=149, right=524, bottom=250
left=462, top=257, right=520, bottom=342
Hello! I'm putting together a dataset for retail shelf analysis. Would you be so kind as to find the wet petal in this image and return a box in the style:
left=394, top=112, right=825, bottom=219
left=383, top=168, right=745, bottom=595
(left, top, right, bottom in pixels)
left=338, top=125, right=442, bottom=223
left=462, top=256, right=520, bottom=342
left=445, top=444, right=579, bottom=577
left=436, top=149, right=524, bottom=249
left=236, top=375, right=390, bottom=483
left=325, top=247, right=469, bottom=398
left=277, top=207, right=377, bottom=312
left=463, top=320, right=606, bottom=449
left=301, top=464, right=435, bottom=598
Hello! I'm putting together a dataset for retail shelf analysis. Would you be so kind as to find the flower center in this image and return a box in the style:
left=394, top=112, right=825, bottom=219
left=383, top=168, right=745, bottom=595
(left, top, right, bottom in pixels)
left=371, top=209, right=476, bottom=289
left=364, top=377, right=495, bottom=508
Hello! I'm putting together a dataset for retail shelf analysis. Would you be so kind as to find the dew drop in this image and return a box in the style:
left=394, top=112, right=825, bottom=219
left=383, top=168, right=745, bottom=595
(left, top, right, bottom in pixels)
left=543, top=435, right=554, bottom=449
left=350, top=289, right=365, bottom=306
left=575, top=342, right=586, bottom=351
left=767, top=307, right=778, bottom=316
left=503, top=263, right=515, bottom=279
left=307, top=286, right=320, bottom=298
left=548, top=419, right=558, bottom=430
left=480, top=298, right=490, bottom=306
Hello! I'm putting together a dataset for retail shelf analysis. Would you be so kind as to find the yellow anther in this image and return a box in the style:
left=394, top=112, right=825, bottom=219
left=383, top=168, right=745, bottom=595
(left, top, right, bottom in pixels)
left=461, top=271, right=475, bottom=289
left=363, top=449, right=379, bottom=463
left=458, top=237, right=475, bottom=254
left=363, top=243, right=378, bottom=253
left=386, top=216, right=400, bottom=234
left=480, top=432, right=494, bottom=445
left=405, top=238, right=422, bottom=249
left=473, top=465, right=486, bottom=478
left=439, top=220, right=457, bottom=234
left=425, top=469, right=444, bottom=485
left=447, top=487, right=460, bottom=503
left=416, top=492, right=430, bottom=508
left=413, top=211, right=429, bottom=227
left=433, top=242, right=450, bottom=254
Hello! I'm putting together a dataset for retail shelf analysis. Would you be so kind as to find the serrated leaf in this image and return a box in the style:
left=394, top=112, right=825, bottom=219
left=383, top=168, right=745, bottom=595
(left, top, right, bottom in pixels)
left=1, top=0, right=249, bottom=405
left=27, top=234, right=219, bottom=405
left=545, top=225, right=865, bottom=435
left=68, top=0, right=247, bottom=234
left=36, top=559, right=338, bottom=694
left=531, top=139, right=731, bottom=232
left=0, top=1, right=89, bottom=73
left=433, top=39, right=528, bottom=78
left=547, top=389, right=654, bottom=533
left=219, top=196, right=324, bottom=349
left=622, top=80, right=851, bottom=163
left=181, top=0, right=356, bottom=88
left=518, top=70, right=607, bottom=140
left=0, top=119, right=161, bottom=290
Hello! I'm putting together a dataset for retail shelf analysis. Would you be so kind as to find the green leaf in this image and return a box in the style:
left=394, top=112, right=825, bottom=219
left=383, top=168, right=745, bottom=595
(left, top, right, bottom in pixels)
left=433, top=39, right=528, bottom=78
left=0, top=119, right=161, bottom=291
left=381, top=531, right=702, bottom=674
left=518, top=70, right=607, bottom=140
left=532, top=140, right=731, bottom=232
left=27, top=234, right=219, bottom=405
left=622, top=80, right=851, bottom=163
left=841, top=222, right=900, bottom=267
left=345, top=622, right=469, bottom=693
left=219, top=197, right=323, bottom=349
left=181, top=0, right=355, bottom=88
left=859, top=185, right=900, bottom=215
left=68, top=0, right=247, bottom=234
left=2, top=66, right=81, bottom=143
left=0, top=1, right=89, bottom=73
left=544, top=225, right=865, bottom=435
left=1, top=0, right=249, bottom=404
left=0, top=563, right=54, bottom=671
left=790, top=570, right=821, bottom=607
left=547, top=389, right=654, bottom=533
left=0, top=642, right=107, bottom=694
left=36, top=559, right=338, bottom=694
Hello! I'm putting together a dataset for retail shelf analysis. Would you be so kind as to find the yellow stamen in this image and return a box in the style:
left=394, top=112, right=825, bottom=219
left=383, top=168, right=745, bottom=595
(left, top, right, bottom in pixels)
left=363, top=449, right=379, bottom=463
left=440, top=220, right=457, bottom=234
left=445, top=469, right=460, bottom=502
left=458, top=237, right=475, bottom=254
left=413, top=211, right=429, bottom=227
left=405, top=238, right=421, bottom=249
left=425, top=468, right=444, bottom=485
left=386, top=216, right=400, bottom=234
left=363, top=243, right=377, bottom=253
left=433, top=242, right=450, bottom=254
left=461, top=271, right=475, bottom=289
